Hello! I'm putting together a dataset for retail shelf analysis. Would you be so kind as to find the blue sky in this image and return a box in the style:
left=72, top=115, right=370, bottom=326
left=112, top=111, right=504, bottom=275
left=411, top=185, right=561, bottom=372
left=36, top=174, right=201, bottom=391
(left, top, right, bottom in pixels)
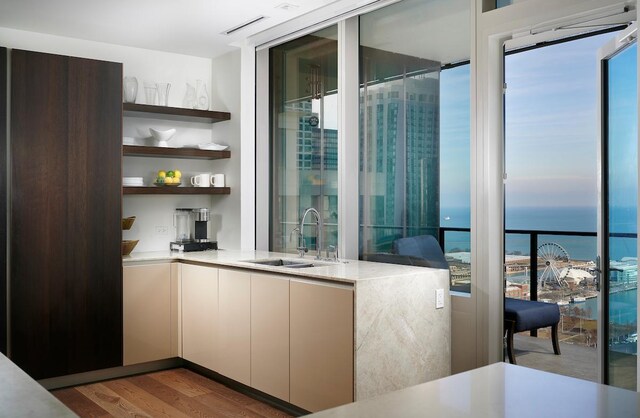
left=440, top=30, right=633, bottom=219
left=608, top=42, right=638, bottom=211
left=440, top=64, right=471, bottom=210
left=504, top=31, right=621, bottom=209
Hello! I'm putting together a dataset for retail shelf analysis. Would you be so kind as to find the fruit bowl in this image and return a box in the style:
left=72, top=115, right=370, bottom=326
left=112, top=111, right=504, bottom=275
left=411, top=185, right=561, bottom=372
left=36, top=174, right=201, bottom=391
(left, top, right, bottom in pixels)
left=154, top=181, right=181, bottom=187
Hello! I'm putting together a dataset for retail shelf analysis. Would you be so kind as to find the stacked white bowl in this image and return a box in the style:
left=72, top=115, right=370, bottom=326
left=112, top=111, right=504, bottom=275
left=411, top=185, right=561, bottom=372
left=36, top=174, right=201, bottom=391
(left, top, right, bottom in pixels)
left=123, top=177, right=144, bottom=187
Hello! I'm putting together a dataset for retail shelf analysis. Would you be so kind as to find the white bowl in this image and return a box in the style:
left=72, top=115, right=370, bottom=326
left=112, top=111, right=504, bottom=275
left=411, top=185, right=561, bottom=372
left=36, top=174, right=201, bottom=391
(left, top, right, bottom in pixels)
left=198, top=142, right=229, bottom=151
left=149, top=128, right=176, bottom=147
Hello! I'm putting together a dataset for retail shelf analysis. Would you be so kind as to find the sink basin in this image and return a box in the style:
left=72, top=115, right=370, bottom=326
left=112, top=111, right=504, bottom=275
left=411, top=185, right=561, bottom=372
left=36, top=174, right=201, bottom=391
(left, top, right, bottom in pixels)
left=245, top=258, right=316, bottom=268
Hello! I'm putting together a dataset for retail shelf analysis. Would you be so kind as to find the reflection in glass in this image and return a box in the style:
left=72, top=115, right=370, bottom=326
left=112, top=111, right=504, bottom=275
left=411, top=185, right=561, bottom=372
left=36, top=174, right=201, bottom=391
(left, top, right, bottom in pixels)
left=445, top=230, right=471, bottom=293
left=269, top=26, right=339, bottom=253
left=358, top=0, right=471, bottom=292
left=359, top=48, right=441, bottom=255
left=606, top=42, right=637, bottom=390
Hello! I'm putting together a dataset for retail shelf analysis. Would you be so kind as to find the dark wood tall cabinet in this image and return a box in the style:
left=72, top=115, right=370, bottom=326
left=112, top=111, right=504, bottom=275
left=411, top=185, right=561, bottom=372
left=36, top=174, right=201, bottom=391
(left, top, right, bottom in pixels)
left=0, top=47, right=7, bottom=356
left=10, top=50, right=123, bottom=379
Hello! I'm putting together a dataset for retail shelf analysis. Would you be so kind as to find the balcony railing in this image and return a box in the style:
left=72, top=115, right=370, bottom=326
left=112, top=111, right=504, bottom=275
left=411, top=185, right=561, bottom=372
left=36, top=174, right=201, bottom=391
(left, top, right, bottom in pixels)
left=440, top=227, right=638, bottom=347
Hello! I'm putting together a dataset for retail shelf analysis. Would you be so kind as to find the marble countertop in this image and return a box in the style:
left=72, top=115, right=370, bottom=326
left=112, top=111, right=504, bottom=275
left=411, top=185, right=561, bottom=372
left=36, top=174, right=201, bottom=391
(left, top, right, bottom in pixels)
left=0, top=353, right=77, bottom=417
left=306, top=363, right=639, bottom=418
left=123, top=249, right=445, bottom=283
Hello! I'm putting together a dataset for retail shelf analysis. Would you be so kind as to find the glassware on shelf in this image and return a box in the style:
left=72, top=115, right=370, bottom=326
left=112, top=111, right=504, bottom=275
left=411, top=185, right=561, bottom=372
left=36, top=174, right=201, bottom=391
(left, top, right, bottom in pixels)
left=157, top=83, right=171, bottom=106
left=183, top=83, right=197, bottom=109
left=196, top=80, right=209, bottom=110
left=123, top=77, right=138, bottom=103
left=144, top=82, right=158, bottom=105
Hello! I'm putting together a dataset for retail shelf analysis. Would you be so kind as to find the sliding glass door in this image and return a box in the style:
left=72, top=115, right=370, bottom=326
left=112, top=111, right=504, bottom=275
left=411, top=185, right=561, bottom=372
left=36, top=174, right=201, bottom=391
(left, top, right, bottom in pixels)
left=600, top=26, right=638, bottom=390
left=269, top=26, right=338, bottom=253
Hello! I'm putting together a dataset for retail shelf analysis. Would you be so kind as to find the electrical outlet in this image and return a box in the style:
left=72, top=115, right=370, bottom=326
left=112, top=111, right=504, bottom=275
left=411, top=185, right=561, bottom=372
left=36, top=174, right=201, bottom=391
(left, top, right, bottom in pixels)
left=155, top=225, right=168, bottom=236
left=436, top=288, right=445, bottom=309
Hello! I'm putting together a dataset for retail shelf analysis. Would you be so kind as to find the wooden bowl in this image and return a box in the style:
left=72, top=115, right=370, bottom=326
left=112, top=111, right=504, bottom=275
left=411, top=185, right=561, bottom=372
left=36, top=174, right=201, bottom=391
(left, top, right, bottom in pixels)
left=122, top=216, right=136, bottom=230
left=122, top=240, right=139, bottom=256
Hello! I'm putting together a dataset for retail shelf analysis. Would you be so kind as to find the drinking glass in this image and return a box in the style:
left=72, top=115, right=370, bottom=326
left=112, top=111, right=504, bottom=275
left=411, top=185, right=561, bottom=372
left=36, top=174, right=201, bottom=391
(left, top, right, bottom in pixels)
left=123, top=77, right=138, bottom=103
left=157, top=83, right=171, bottom=106
left=144, top=82, right=158, bottom=105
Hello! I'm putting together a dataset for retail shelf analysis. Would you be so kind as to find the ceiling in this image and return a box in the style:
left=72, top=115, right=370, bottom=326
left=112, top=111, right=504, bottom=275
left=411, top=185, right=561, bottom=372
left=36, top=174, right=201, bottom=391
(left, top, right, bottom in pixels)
left=360, top=0, right=470, bottom=65
left=0, top=0, right=349, bottom=58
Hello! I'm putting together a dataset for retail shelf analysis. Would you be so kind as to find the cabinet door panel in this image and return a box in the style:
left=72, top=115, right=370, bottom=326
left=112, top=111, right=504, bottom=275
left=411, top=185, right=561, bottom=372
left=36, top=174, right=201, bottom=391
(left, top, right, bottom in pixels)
left=218, top=269, right=251, bottom=385
left=181, top=264, right=218, bottom=371
left=0, top=47, right=6, bottom=355
left=123, top=264, right=172, bottom=365
left=10, top=50, right=122, bottom=379
left=251, top=273, right=289, bottom=401
left=290, top=280, right=354, bottom=412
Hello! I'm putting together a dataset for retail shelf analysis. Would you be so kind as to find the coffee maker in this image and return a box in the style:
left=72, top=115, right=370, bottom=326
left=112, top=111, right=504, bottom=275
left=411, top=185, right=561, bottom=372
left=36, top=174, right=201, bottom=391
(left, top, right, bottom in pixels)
left=170, top=208, right=218, bottom=252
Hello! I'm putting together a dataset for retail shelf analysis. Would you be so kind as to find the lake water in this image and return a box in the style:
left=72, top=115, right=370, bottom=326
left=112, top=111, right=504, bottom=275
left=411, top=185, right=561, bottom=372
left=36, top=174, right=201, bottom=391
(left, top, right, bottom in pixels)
left=573, top=288, right=637, bottom=324
left=441, top=206, right=637, bottom=261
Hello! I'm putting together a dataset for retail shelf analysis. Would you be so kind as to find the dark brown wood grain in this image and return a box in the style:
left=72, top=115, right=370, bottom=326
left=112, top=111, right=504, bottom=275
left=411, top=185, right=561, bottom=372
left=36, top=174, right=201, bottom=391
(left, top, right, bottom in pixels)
left=123, top=145, right=230, bottom=160
left=0, top=47, right=6, bottom=355
left=123, top=103, right=230, bottom=123
left=123, top=186, right=231, bottom=195
left=10, top=49, right=123, bottom=379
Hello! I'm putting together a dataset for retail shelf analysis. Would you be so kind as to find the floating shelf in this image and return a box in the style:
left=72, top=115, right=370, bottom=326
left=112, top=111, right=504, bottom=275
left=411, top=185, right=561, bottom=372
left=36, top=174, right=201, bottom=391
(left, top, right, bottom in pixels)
left=123, top=103, right=231, bottom=124
left=123, top=186, right=231, bottom=195
left=123, top=145, right=230, bottom=160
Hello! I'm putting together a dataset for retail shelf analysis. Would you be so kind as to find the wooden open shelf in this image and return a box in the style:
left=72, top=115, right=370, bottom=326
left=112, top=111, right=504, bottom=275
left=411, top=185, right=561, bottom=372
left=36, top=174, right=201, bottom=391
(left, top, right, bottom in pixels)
left=123, top=145, right=230, bottom=160
left=123, top=186, right=231, bottom=195
left=123, top=103, right=231, bottom=124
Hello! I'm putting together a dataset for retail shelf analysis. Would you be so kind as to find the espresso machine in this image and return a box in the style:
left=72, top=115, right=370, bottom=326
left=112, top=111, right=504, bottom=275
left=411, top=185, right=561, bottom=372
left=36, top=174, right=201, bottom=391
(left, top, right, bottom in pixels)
left=170, top=208, right=218, bottom=252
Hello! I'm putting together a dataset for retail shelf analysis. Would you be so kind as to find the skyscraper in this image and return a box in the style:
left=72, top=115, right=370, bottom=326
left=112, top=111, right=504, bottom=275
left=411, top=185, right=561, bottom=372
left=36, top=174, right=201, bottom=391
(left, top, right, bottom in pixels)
left=360, top=73, right=440, bottom=253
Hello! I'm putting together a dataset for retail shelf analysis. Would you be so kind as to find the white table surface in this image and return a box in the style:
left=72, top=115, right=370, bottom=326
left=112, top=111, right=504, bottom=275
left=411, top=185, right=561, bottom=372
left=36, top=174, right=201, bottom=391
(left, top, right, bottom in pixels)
left=0, top=353, right=76, bottom=417
left=307, top=362, right=639, bottom=418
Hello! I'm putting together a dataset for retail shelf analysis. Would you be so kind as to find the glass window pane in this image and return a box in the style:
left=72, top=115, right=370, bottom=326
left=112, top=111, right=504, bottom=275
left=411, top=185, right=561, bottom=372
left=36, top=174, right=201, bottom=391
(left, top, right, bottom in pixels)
left=359, top=0, right=471, bottom=293
left=269, top=26, right=338, bottom=254
left=606, top=42, right=637, bottom=390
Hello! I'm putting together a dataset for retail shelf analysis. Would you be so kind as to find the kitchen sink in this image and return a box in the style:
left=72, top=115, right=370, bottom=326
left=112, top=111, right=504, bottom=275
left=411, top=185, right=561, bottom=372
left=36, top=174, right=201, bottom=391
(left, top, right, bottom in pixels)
left=245, top=258, right=317, bottom=268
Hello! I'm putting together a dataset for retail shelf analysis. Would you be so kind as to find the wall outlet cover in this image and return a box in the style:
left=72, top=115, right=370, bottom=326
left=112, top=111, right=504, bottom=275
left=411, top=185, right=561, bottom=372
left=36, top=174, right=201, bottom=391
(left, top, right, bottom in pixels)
left=436, top=288, right=445, bottom=309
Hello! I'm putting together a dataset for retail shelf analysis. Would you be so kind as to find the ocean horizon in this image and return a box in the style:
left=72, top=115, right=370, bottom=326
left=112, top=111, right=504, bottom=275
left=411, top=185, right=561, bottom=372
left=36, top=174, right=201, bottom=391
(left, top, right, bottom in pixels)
left=440, top=205, right=637, bottom=261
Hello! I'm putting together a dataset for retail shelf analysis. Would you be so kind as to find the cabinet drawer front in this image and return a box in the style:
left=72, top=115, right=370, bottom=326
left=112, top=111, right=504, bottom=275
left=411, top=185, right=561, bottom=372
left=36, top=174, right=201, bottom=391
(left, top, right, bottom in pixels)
left=217, top=269, right=251, bottom=385
left=251, top=273, right=290, bottom=401
left=123, top=264, right=172, bottom=365
left=182, top=264, right=218, bottom=371
left=290, top=280, right=354, bottom=412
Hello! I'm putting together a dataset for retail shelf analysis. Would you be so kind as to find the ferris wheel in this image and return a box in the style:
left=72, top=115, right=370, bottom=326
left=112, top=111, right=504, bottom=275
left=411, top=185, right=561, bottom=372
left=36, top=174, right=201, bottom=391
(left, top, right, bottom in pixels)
left=537, top=242, right=571, bottom=288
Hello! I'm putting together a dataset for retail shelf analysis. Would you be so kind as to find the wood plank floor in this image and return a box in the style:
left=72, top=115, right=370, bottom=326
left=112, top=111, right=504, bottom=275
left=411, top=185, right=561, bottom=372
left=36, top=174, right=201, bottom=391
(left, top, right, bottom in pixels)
left=51, top=368, right=293, bottom=418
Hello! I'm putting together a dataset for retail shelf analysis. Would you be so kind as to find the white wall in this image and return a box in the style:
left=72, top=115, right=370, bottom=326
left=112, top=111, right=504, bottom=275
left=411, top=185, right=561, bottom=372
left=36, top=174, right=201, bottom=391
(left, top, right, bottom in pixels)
left=210, top=50, right=242, bottom=250
left=0, top=27, right=241, bottom=252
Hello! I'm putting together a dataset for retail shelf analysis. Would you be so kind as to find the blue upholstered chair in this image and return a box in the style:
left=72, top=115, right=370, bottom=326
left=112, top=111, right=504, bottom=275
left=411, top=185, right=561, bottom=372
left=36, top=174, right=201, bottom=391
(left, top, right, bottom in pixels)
left=391, top=234, right=449, bottom=270
left=504, top=297, right=561, bottom=364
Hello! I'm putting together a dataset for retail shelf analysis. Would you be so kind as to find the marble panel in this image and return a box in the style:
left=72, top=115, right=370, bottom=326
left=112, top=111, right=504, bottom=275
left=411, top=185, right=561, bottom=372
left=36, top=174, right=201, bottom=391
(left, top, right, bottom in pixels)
left=354, top=269, right=451, bottom=400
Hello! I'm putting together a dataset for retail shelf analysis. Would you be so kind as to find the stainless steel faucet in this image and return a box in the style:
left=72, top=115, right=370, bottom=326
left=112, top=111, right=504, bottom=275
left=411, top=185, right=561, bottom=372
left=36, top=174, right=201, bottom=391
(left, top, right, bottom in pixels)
left=289, top=226, right=307, bottom=258
left=299, top=207, right=323, bottom=260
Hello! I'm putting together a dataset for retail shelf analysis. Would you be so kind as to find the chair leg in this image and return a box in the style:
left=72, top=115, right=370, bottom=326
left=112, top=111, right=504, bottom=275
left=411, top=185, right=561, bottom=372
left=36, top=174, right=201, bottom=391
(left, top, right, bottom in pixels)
left=506, top=324, right=516, bottom=364
left=551, top=323, right=561, bottom=355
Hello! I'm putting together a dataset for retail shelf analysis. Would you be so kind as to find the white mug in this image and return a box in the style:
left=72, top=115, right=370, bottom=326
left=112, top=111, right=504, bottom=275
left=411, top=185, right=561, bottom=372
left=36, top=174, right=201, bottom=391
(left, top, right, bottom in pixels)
left=212, top=173, right=225, bottom=187
left=190, top=173, right=214, bottom=187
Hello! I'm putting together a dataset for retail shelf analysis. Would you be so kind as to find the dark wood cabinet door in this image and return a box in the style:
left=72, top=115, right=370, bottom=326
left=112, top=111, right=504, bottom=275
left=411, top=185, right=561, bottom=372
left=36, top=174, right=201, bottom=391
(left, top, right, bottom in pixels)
left=10, top=50, right=122, bottom=379
left=0, top=47, right=6, bottom=356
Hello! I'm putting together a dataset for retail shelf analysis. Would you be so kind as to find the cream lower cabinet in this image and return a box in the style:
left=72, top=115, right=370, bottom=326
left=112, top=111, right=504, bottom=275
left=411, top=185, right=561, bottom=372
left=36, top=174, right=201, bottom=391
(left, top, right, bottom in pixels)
left=181, top=263, right=218, bottom=371
left=250, top=273, right=290, bottom=401
left=123, top=263, right=174, bottom=366
left=176, top=263, right=354, bottom=412
left=217, top=268, right=251, bottom=385
left=290, top=279, right=354, bottom=412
